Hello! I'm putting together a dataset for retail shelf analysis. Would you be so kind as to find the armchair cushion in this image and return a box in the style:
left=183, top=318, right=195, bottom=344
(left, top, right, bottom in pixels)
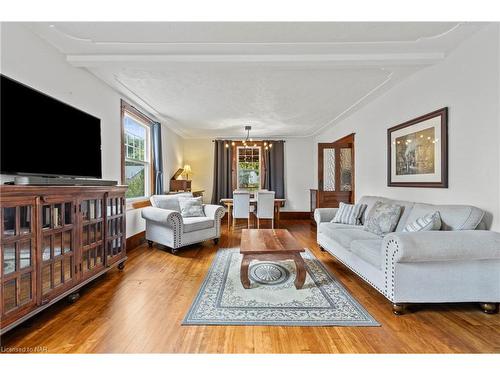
left=178, top=196, right=205, bottom=217
left=383, top=230, right=500, bottom=263
left=150, top=193, right=193, bottom=212
left=182, top=217, right=215, bottom=233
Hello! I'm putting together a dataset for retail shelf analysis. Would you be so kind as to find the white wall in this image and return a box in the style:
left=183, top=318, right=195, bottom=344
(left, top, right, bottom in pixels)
left=183, top=137, right=314, bottom=211
left=0, top=23, right=184, bottom=237
left=315, top=24, right=500, bottom=231
left=183, top=139, right=214, bottom=203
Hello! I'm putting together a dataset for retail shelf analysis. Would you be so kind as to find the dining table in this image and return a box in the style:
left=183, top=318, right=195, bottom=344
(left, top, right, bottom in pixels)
left=220, top=198, right=286, bottom=230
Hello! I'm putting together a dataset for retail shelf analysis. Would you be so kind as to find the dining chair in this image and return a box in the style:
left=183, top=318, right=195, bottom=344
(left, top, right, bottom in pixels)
left=232, top=192, right=252, bottom=229
left=255, top=191, right=275, bottom=228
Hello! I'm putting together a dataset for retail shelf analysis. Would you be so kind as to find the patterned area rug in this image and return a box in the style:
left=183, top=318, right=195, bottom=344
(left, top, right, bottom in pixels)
left=183, top=248, right=379, bottom=326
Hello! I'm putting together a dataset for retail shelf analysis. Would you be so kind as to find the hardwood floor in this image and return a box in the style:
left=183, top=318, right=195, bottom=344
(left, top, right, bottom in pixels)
left=2, top=220, right=499, bottom=353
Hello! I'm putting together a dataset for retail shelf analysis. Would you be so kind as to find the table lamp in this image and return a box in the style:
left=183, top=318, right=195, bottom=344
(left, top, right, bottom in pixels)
left=183, top=164, right=192, bottom=180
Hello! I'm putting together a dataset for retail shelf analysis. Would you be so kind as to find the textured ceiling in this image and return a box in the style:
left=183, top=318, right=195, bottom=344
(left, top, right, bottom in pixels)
left=26, top=22, right=485, bottom=138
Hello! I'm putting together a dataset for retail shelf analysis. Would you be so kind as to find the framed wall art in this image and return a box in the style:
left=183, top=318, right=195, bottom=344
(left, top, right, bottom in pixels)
left=387, top=107, right=448, bottom=188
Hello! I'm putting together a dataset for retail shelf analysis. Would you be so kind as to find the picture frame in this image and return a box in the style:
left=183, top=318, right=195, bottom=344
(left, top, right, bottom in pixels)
left=387, top=107, right=448, bottom=188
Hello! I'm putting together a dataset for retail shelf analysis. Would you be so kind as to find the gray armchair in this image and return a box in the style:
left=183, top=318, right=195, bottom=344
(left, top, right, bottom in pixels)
left=141, top=194, right=225, bottom=253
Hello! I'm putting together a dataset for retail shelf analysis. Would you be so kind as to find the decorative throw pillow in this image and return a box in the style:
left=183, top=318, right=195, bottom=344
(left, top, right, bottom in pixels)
left=178, top=197, right=205, bottom=217
left=331, top=202, right=367, bottom=225
left=403, top=211, right=442, bottom=232
left=364, top=201, right=402, bottom=236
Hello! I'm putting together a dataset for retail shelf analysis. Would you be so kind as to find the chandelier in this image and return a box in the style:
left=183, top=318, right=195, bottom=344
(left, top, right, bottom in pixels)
left=224, top=126, right=273, bottom=150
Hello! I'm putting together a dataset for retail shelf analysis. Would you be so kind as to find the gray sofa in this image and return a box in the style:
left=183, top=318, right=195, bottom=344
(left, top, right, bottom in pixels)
left=314, top=196, right=500, bottom=314
left=141, top=193, right=225, bottom=253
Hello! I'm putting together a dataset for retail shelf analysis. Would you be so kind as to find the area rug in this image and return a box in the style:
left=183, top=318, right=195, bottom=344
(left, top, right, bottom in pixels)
left=183, top=248, right=379, bottom=326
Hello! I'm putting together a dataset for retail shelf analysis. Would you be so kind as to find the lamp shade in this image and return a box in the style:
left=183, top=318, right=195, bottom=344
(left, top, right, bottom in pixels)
left=183, top=164, right=192, bottom=175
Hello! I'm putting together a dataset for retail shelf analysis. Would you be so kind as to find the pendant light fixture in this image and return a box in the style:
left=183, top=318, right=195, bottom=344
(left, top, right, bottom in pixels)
left=222, top=125, right=273, bottom=149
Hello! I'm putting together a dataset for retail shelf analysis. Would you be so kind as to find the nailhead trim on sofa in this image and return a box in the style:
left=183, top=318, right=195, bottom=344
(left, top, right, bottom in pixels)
left=384, top=238, right=400, bottom=301
left=318, top=239, right=386, bottom=297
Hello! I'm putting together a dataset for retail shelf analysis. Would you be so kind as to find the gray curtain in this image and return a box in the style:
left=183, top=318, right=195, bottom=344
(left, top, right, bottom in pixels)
left=211, top=140, right=233, bottom=204
left=151, top=122, right=164, bottom=195
left=264, top=140, right=285, bottom=199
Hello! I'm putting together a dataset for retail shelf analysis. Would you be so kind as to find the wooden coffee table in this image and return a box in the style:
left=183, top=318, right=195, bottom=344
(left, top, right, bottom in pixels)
left=240, top=229, right=306, bottom=289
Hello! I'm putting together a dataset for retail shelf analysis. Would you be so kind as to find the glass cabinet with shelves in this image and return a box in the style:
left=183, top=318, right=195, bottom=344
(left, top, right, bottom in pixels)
left=79, top=196, right=106, bottom=280
left=0, top=185, right=127, bottom=334
left=0, top=198, right=37, bottom=326
left=40, top=198, right=77, bottom=301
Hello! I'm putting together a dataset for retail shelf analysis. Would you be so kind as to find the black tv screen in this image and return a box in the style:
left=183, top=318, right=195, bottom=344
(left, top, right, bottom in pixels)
left=1, top=75, right=102, bottom=178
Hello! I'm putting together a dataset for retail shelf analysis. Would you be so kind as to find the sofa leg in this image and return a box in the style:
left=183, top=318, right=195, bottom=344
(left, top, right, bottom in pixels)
left=319, top=246, right=326, bottom=252
left=392, top=303, right=407, bottom=315
left=170, top=248, right=178, bottom=255
left=147, top=240, right=153, bottom=248
left=213, top=238, right=219, bottom=245
left=479, top=303, right=498, bottom=314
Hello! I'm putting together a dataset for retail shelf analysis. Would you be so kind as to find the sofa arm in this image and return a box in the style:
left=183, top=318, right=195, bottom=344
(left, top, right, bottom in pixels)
left=314, top=208, right=338, bottom=224
left=141, top=206, right=183, bottom=228
left=203, top=204, right=226, bottom=220
left=383, top=230, right=500, bottom=263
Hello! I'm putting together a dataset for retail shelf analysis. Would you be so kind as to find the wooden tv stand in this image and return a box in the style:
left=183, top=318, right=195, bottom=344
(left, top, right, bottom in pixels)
left=0, top=185, right=127, bottom=334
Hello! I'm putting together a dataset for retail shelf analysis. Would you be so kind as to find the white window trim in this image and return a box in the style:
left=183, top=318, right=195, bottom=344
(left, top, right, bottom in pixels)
left=123, top=112, right=152, bottom=201
left=236, top=146, right=261, bottom=190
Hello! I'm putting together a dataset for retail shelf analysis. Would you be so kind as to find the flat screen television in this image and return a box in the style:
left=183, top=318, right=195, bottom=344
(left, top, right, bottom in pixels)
left=1, top=74, right=102, bottom=178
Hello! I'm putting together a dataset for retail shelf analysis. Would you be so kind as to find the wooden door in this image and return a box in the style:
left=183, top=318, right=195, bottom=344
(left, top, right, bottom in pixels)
left=0, top=196, right=38, bottom=328
left=105, top=194, right=126, bottom=267
left=39, top=196, right=78, bottom=304
left=317, top=133, right=355, bottom=207
left=78, top=194, right=106, bottom=281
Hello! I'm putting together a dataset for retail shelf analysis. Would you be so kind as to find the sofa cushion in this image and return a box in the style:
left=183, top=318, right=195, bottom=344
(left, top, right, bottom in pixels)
left=405, top=203, right=484, bottom=231
left=350, top=240, right=383, bottom=269
left=364, top=201, right=402, bottom=236
left=178, top=196, right=205, bottom=217
left=331, top=202, right=367, bottom=225
left=327, top=228, right=381, bottom=249
left=403, top=211, right=442, bottom=232
left=151, top=193, right=193, bottom=212
left=318, top=222, right=362, bottom=235
left=358, top=196, right=414, bottom=231
left=182, top=217, right=215, bottom=233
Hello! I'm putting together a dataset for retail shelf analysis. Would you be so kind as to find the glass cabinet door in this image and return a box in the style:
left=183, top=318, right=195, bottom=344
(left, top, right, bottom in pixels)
left=40, top=199, right=77, bottom=300
left=79, top=197, right=105, bottom=280
left=1, top=200, right=36, bottom=319
left=105, top=196, right=126, bottom=266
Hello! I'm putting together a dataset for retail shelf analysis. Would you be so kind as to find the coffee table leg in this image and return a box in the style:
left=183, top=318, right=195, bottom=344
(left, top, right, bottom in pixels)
left=240, top=255, right=251, bottom=289
left=293, top=254, right=306, bottom=289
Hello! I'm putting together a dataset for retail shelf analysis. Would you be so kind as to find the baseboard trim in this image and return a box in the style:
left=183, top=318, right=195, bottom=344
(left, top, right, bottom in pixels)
left=127, top=230, right=146, bottom=250
left=222, top=211, right=311, bottom=220
left=279, top=211, right=311, bottom=220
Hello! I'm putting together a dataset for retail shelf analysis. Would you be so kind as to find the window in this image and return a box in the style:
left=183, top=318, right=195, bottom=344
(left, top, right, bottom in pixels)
left=237, top=146, right=261, bottom=190
left=121, top=101, right=153, bottom=200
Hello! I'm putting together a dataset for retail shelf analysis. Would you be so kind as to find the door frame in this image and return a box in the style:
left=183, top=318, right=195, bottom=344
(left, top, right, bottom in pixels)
left=318, top=133, right=355, bottom=202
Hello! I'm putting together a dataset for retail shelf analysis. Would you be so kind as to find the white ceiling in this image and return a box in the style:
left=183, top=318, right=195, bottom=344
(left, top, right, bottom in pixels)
left=26, top=22, right=485, bottom=138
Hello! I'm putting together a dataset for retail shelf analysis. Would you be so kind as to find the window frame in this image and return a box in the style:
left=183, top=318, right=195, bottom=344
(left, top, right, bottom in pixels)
left=120, top=100, right=155, bottom=203
left=236, top=146, right=262, bottom=190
